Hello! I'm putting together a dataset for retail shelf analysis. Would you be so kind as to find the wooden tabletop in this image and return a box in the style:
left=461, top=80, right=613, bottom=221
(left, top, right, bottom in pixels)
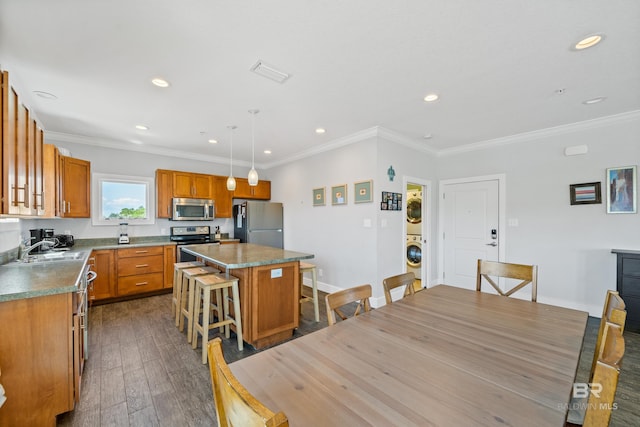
left=230, top=285, right=588, bottom=426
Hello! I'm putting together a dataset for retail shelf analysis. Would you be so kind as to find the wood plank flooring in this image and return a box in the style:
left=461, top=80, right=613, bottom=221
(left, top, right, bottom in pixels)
left=57, top=290, right=640, bottom=427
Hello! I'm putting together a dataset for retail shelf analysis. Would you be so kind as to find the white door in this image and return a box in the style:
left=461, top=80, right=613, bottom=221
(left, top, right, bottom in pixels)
left=441, top=179, right=501, bottom=290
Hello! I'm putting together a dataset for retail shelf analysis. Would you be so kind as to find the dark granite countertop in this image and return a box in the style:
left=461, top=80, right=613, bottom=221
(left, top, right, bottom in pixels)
left=181, top=243, right=313, bottom=269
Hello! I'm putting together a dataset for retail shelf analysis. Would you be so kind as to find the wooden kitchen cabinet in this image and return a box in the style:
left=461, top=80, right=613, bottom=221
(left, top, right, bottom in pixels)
left=173, top=171, right=213, bottom=199
left=156, top=169, right=173, bottom=218
left=0, top=293, right=75, bottom=426
left=164, top=244, right=176, bottom=288
left=1, top=69, right=46, bottom=217
left=59, top=155, right=91, bottom=218
left=117, top=246, right=165, bottom=296
left=213, top=175, right=233, bottom=218
left=89, top=249, right=116, bottom=302
left=233, top=177, right=271, bottom=200
left=43, top=143, right=60, bottom=217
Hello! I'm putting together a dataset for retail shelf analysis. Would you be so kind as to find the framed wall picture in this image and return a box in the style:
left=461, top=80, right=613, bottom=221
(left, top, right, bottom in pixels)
left=331, top=184, right=347, bottom=205
left=606, top=166, right=637, bottom=213
left=354, top=180, right=373, bottom=203
left=569, top=182, right=602, bottom=205
left=312, top=187, right=325, bottom=206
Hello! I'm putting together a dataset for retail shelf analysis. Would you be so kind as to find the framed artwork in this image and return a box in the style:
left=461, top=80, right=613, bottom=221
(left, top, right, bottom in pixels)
left=606, top=166, right=637, bottom=214
left=312, top=187, right=325, bottom=206
left=354, top=180, right=373, bottom=203
left=569, top=182, right=601, bottom=205
left=331, top=184, right=347, bottom=205
left=381, top=192, right=402, bottom=210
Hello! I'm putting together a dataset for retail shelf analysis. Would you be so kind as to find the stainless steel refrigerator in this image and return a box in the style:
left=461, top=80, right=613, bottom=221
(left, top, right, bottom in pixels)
left=233, top=201, right=284, bottom=248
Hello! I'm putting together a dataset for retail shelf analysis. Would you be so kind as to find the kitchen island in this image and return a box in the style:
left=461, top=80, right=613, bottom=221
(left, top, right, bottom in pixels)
left=181, top=243, right=314, bottom=348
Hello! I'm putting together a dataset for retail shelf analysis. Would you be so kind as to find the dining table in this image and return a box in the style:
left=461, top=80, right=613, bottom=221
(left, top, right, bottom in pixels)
left=230, top=284, right=589, bottom=426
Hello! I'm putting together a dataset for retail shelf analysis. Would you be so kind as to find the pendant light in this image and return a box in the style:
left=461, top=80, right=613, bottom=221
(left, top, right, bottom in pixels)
left=226, top=125, right=237, bottom=191
left=248, top=109, right=259, bottom=186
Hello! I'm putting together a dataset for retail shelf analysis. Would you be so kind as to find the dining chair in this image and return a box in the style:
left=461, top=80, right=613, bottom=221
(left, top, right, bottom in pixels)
left=566, top=322, right=625, bottom=427
left=208, top=338, right=289, bottom=427
left=383, top=272, right=416, bottom=304
left=590, top=290, right=626, bottom=383
left=325, top=284, right=372, bottom=326
left=476, top=259, right=538, bottom=302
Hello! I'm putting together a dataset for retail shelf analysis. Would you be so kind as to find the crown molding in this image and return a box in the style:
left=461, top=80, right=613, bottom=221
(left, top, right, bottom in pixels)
left=437, top=110, right=640, bottom=157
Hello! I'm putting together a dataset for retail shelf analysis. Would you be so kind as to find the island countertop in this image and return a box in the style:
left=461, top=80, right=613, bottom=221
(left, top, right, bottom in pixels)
left=180, top=243, right=314, bottom=269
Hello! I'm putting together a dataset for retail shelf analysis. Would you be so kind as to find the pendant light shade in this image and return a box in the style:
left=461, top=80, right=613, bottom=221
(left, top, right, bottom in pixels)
left=226, top=125, right=237, bottom=191
left=248, top=109, right=259, bottom=186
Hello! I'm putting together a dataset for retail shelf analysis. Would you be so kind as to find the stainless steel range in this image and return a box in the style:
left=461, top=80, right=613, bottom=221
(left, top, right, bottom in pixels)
left=170, top=226, right=214, bottom=262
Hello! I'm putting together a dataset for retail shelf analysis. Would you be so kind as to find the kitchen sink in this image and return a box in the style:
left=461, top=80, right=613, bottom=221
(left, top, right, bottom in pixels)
left=19, top=251, right=87, bottom=264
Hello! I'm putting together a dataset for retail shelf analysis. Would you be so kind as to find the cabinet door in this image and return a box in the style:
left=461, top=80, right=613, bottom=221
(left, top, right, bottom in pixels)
left=213, top=176, right=233, bottom=218
left=60, top=156, right=91, bottom=218
left=193, top=173, right=213, bottom=198
left=156, top=169, right=173, bottom=218
left=173, top=171, right=195, bottom=198
left=43, top=144, right=60, bottom=217
left=33, top=125, right=45, bottom=215
left=1, top=74, right=16, bottom=214
left=252, top=180, right=271, bottom=200
left=233, top=177, right=252, bottom=198
left=233, top=177, right=271, bottom=200
left=89, top=250, right=116, bottom=302
left=164, top=245, right=176, bottom=288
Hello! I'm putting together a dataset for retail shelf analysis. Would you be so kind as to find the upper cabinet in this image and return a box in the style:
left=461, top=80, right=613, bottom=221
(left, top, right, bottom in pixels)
left=173, top=171, right=213, bottom=199
left=233, top=177, right=271, bottom=200
left=59, top=156, right=91, bottom=218
left=155, top=169, right=271, bottom=219
left=1, top=70, right=46, bottom=216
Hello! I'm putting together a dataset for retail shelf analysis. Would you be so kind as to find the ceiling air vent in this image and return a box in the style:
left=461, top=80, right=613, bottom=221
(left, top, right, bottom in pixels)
left=250, top=60, right=290, bottom=84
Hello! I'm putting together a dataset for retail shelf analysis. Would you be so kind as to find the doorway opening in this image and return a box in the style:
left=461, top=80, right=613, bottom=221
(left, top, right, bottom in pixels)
left=404, top=178, right=430, bottom=291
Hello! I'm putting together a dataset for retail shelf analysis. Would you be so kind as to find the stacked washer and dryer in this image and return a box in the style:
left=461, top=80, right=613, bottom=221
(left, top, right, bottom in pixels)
left=406, top=190, right=422, bottom=281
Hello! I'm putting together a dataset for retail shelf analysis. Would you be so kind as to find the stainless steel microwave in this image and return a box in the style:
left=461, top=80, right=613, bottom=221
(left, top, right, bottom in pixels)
left=171, top=198, right=215, bottom=221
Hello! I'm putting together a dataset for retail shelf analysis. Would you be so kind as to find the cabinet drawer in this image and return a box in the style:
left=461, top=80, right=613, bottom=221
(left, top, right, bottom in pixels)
left=118, top=255, right=163, bottom=276
left=118, top=273, right=164, bottom=295
left=622, top=257, right=640, bottom=277
left=118, top=246, right=164, bottom=258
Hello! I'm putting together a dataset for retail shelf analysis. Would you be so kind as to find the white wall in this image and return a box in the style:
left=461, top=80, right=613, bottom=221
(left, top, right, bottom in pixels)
left=269, top=135, right=436, bottom=305
left=436, top=114, right=640, bottom=315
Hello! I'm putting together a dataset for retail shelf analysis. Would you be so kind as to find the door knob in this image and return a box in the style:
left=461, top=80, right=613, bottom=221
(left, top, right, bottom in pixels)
left=486, top=242, right=498, bottom=247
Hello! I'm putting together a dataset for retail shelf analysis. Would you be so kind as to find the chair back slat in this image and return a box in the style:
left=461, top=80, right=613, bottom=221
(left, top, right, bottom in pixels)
left=383, top=272, right=416, bottom=304
left=208, top=338, right=289, bottom=427
left=476, top=259, right=538, bottom=302
left=590, top=290, right=626, bottom=383
left=325, top=284, right=372, bottom=326
left=583, top=322, right=625, bottom=427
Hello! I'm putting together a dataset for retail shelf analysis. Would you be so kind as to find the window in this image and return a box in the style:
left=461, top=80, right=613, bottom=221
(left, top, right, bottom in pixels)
left=92, top=173, right=155, bottom=225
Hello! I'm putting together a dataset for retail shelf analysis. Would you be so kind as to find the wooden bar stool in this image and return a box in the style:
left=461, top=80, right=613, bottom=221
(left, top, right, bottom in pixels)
left=299, top=262, right=319, bottom=322
left=172, top=261, right=204, bottom=318
left=178, top=266, right=219, bottom=343
left=193, top=273, right=243, bottom=363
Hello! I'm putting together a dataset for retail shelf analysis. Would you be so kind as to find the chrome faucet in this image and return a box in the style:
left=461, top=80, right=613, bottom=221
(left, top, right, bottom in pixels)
left=21, top=240, right=55, bottom=262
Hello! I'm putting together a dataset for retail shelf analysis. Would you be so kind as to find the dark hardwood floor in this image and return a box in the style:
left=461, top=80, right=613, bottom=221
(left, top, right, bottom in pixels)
left=57, top=290, right=640, bottom=426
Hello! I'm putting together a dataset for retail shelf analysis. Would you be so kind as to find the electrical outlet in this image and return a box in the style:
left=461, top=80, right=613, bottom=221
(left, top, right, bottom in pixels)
left=318, top=268, right=323, bottom=277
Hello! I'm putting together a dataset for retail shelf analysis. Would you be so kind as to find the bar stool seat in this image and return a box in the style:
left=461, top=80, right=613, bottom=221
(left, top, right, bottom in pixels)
left=179, top=266, right=219, bottom=343
left=193, top=273, right=243, bottom=363
left=299, top=262, right=319, bottom=322
left=172, top=261, right=205, bottom=319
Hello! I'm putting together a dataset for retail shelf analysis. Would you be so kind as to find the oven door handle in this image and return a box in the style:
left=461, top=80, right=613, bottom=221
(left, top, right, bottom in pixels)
left=87, top=270, right=98, bottom=283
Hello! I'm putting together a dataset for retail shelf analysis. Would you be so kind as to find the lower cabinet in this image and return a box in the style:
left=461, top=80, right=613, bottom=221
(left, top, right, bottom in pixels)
left=89, top=249, right=116, bottom=301
left=0, top=293, right=75, bottom=426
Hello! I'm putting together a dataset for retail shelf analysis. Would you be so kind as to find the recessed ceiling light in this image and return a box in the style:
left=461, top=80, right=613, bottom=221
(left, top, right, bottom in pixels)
left=315, top=128, right=326, bottom=134
left=131, top=140, right=144, bottom=145
left=583, top=97, right=606, bottom=105
left=33, top=91, right=58, bottom=100
left=264, top=150, right=272, bottom=154
left=151, top=78, right=170, bottom=88
left=250, top=60, right=290, bottom=84
left=573, top=34, right=604, bottom=50
left=208, top=139, right=218, bottom=144
left=135, top=125, right=149, bottom=130
left=423, top=133, right=433, bottom=139
left=423, top=93, right=439, bottom=102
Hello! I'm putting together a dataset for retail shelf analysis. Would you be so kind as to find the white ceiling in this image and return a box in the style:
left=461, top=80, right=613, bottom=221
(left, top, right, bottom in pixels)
left=1, top=1, right=639, bottom=169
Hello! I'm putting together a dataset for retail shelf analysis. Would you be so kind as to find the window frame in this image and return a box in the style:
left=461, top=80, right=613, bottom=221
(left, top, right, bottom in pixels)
left=91, top=173, right=155, bottom=226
